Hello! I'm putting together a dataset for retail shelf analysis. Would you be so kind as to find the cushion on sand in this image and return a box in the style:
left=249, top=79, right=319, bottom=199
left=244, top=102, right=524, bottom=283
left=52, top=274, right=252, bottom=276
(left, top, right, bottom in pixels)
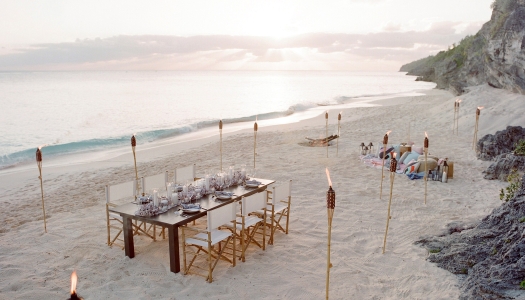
left=404, top=161, right=420, bottom=174
left=402, top=152, right=420, bottom=165
left=412, top=146, right=423, bottom=154
left=399, top=151, right=410, bottom=165
left=417, top=158, right=438, bottom=172
left=417, top=155, right=439, bottom=161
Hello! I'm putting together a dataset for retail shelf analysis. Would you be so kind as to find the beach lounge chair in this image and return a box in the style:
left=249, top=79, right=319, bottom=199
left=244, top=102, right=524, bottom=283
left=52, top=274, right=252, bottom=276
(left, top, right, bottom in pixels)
left=254, top=180, right=292, bottom=245
left=223, top=193, right=267, bottom=262
left=181, top=202, right=237, bottom=283
left=105, top=180, right=153, bottom=249
left=174, top=164, right=197, bottom=184
left=141, top=171, right=169, bottom=240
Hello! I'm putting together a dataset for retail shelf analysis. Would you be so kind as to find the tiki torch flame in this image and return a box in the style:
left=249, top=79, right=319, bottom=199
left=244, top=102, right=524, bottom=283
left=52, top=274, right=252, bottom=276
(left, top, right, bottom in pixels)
left=383, top=130, right=391, bottom=145
left=70, top=271, right=78, bottom=295
left=326, top=168, right=332, bottom=187
left=424, top=132, right=429, bottom=148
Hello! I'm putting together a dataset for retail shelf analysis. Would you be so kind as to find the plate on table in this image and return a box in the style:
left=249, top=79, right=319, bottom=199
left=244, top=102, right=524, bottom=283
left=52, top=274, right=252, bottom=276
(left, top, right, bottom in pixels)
left=215, top=191, right=233, bottom=200
left=245, top=180, right=261, bottom=188
left=181, top=204, right=201, bottom=214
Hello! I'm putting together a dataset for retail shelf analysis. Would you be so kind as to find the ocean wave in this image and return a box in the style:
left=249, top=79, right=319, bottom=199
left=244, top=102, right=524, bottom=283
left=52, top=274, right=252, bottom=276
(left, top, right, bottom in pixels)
left=0, top=104, right=320, bottom=169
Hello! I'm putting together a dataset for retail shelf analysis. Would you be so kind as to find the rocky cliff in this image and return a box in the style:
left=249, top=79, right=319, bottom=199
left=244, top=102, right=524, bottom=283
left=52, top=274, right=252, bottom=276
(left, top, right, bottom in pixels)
left=400, top=0, right=525, bottom=95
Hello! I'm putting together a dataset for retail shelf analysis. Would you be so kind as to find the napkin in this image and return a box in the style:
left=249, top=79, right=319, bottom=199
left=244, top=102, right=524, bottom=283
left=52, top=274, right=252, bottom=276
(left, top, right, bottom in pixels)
left=215, top=191, right=234, bottom=197
left=246, top=180, right=261, bottom=185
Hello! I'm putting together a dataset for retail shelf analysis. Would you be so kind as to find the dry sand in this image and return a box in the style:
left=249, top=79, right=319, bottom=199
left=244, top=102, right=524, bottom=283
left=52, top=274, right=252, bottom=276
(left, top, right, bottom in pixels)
left=0, top=84, right=522, bottom=299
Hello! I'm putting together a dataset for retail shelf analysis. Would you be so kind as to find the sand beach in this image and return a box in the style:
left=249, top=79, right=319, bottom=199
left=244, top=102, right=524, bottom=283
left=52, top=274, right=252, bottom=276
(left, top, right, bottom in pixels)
left=0, top=84, right=523, bottom=299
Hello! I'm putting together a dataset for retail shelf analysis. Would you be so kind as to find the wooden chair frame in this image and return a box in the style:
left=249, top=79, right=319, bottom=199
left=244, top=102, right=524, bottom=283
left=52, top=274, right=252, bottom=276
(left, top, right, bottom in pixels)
left=181, top=203, right=237, bottom=283
left=105, top=180, right=154, bottom=249
left=254, top=180, right=292, bottom=245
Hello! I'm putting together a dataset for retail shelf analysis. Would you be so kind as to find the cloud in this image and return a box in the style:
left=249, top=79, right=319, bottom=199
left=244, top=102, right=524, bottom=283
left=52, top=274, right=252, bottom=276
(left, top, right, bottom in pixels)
left=0, top=21, right=484, bottom=71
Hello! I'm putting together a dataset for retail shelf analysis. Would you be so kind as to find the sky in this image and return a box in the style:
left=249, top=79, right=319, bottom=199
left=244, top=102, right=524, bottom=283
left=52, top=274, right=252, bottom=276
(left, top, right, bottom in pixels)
left=0, top=0, right=494, bottom=71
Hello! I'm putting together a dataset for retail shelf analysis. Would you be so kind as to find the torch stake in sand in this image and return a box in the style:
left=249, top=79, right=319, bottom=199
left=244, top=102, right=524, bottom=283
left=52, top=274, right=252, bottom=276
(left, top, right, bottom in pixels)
left=424, top=133, right=429, bottom=204
left=382, top=153, right=397, bottom=254
left=254, top=116, right=258, bottom=169
left=473, top=107, right=483, bottom=151
left=219, top=120, right=223, bottom=171
left=455, top=99, right=462, bottom=135
left=325, top=111, right=329, bottom=158
left=379, top=131, right=391, bottom=199
left=325, top=168, right=335, bottom=300
left=131, top=135, right=139, bottom=196
left=337, top=112, right=341, bottom=157
left=36, top=146, right=47, bottom=233
left=453, top=100, right=458, bottom=133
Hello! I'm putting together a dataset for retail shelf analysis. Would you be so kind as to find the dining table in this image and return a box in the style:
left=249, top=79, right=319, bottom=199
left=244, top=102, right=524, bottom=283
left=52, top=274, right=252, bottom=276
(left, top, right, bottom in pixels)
left=109, top=178, right=275, bottom=273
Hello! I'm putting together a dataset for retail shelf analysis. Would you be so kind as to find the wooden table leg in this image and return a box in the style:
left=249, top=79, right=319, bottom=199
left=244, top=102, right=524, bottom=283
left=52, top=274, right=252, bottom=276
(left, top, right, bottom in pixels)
left=123, top=216, right=135, bottom=258
left=168, top=225, right=180, bottom=273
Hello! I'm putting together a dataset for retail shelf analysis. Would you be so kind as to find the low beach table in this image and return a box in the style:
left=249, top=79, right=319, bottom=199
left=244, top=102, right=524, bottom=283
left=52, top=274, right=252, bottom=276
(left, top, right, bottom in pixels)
left=110, top=178, right=275, bottom=273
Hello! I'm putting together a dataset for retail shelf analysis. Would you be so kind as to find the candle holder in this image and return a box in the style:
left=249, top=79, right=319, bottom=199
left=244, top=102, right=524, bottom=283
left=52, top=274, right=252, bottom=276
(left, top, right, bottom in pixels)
left=382, top=153, right=397, bottom=254
left=379, top=131, right=391, bottom=200
left=325, top=168, right=335, bottom=300
left=36, top=147, right=47, bottom=233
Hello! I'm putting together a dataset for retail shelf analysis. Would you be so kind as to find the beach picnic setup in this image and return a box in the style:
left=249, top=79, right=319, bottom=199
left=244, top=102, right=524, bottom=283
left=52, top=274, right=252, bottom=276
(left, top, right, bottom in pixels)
left=4, top=2, right=525, bottom=297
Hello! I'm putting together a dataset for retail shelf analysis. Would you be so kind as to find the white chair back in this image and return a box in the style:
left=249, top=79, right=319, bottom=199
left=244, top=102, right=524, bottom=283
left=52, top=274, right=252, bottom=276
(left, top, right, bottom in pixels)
left=242, top=192, right=266, bottom=216
left=271, top=180, right=292, bottom=205
left=142, top=171, right=168, bottom=193
left=207, top=202, right=236, bottom=231
left=105, top=180, right=137, bottom=203
left=175, top=164, right=196, bottom=184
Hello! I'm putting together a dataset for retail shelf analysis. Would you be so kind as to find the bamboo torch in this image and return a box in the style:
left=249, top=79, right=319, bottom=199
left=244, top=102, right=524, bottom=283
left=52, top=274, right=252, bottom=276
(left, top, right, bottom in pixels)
left=456, top=99, right=462, bottom=135
left=379, top=131, right=391, bottom=199
left=325, top=168, right=335, bottom=300
left=36, top=146, right=47, bottom=233
left=325, top=111, right=329, bottom=158
left=254, top=116, right=258, bottom=169
left=382, top=153, right=397, bottom=254
left=337, top=112, right=341, bottom=157
left=424, top=133, right=429, bottom=204
left=473, top=107, right=483, bottom=151
left=453, top=100, right=458, bottom=133
left=131, top=134, right=139, bottom=196
left=219, top=119, right=223, bottom=171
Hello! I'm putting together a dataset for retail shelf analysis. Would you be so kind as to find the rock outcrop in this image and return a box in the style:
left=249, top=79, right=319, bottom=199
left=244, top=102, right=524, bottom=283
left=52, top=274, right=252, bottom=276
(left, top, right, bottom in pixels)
left=477, top=126, right=525, bottom=161
left=483, top=153, right=525, bottom=181
left=416, top=175, right=525, bottom=299
left=400, top=0, right=525, bottom=95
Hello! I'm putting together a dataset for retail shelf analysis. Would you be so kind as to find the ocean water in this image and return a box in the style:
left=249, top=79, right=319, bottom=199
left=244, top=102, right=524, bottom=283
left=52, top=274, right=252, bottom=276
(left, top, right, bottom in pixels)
left=0, top=71, right=435, bottom=169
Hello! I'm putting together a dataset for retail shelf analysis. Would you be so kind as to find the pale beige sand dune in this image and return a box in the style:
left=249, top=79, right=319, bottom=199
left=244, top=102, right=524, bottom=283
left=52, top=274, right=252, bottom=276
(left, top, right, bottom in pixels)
left=0, top=84, right=520, bottom=299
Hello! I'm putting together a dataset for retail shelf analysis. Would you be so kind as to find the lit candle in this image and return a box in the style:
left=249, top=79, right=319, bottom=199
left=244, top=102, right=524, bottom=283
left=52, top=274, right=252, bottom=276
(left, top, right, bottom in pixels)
left=68, top=271, right=84, bottom=300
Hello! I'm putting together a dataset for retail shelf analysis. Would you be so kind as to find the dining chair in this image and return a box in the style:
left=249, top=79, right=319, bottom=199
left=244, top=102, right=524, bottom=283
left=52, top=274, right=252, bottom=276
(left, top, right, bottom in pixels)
left=255, top=180, right=292, bottom=245
left=181, top=202, right=237, bottom=283
left=105, top=179, right=153, bottom=248
left=224, top=193, right=267, bottom=262
left=141, top=171, right=169, bottom=240
left=174, top=164, right=196, bottom=184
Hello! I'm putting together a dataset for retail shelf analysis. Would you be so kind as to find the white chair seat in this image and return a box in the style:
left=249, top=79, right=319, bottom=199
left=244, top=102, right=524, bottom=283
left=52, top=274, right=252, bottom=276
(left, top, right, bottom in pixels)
left=186, top=229, right=232, bottom=248
left=109, top=212, right=123, bottom=221
left=224, top=216, right=263, bottom=231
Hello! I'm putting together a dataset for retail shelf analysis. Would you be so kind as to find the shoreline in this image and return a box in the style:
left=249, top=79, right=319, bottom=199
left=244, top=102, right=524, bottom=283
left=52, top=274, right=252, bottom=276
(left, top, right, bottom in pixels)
left=1, top=84, right=522, bottom=299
